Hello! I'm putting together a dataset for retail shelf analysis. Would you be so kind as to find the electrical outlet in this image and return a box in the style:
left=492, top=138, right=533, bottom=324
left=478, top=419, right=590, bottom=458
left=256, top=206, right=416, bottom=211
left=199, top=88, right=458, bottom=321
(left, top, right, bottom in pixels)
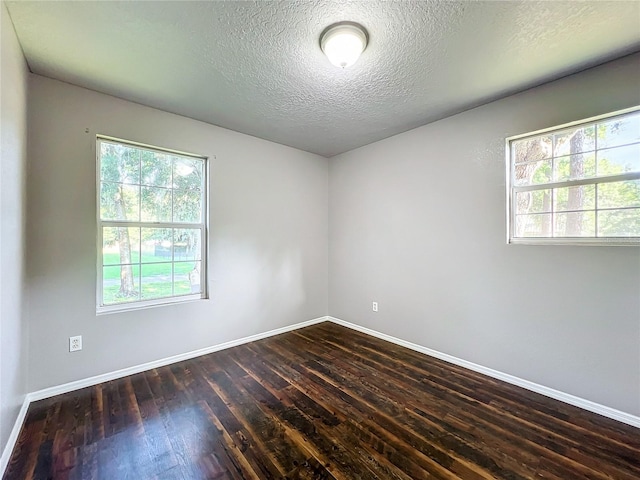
left=69, top=335, right=82, bottom=352
left=372, top=301, right=378, bottom=312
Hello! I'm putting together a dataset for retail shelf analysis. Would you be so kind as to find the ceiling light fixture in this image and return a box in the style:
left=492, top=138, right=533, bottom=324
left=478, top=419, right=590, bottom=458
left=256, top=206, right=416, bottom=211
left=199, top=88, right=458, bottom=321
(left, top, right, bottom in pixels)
left=320, top=22, right=368, bottom=68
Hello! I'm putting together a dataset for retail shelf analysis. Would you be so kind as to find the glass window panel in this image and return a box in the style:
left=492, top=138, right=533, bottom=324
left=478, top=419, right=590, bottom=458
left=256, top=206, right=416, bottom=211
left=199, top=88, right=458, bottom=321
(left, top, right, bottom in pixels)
left=553, top=185, right=595, bottom=212
left=597, top=113, right=640, bottom=149
left=102, top=265, right=140, bottom=305
left=100, top=142, right=139, bottom=184
left=515, top=214, right=552, bottom=238
left=100, top=183, right=139, bottom=221
left=598, top=208, right=640, bottom=237
left=174, top=229, right=201, bottom=261
left=141, top=228, right=173, bottom=263
left=173, top=189, right=202, bottom=223
left=103, top=227, right=140, bottom=265
left=597, top=144, right=640, bottom=176
left=172, top=157, right=203, bottom=189
left=553, top=153, right=596, bottom=182
left=554, top=211, right=595, bottom=238
left=512, top=136, right=552, bottom=164
left=553, top=125, right=595, bottom=157
left=513, top=159, right=551, bottom=186
left=102, top=227, right=121, bottom=265
left=553, top=132, right=571, bottom=157
left=141, top=150, right=172, bottom=187
left=597, top=180, right=640, bottom=209
left=515, top=190, right=551, bottom=214
left=141, top=263, right=173, bottom=300
left=141, top=186, right=172, bottom=222
left=174, top=261, right=201, bottom=295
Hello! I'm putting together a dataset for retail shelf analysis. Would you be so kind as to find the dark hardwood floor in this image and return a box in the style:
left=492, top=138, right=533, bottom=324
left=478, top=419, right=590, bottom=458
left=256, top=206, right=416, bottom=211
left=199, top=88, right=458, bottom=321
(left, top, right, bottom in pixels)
left=4, top=322, right=640, bottom=479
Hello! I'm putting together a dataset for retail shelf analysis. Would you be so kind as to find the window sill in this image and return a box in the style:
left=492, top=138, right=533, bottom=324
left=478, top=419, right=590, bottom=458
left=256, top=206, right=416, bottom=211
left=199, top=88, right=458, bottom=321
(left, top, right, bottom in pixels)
left=96, top=293, right=207, bottom=315
left=508, top=237, right=640, bottom=246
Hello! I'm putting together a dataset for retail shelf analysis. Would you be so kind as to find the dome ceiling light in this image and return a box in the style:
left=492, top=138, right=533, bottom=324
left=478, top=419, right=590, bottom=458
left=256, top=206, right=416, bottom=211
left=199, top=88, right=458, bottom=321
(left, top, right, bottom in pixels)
left=320, top=22, right=368, bottom=68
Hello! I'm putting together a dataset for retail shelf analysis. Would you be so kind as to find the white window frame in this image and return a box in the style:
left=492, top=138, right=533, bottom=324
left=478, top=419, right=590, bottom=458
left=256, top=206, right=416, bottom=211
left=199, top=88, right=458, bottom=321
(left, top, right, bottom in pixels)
left=506, top=106, right=640, bottom=246
left=96, top=135, right=208, bottom=313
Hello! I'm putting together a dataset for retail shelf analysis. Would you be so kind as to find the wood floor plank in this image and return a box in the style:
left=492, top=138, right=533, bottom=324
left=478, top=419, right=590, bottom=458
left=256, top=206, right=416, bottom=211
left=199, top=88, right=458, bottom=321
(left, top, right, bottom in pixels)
left=4, top=322, right=639, bottom=480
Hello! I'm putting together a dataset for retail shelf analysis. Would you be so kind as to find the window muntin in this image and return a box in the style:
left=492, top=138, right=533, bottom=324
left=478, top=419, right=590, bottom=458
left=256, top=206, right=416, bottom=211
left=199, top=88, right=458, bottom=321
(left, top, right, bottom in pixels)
left=97, top=137, right=207, bottom=312
left=508, top=108, right=640, bottom=244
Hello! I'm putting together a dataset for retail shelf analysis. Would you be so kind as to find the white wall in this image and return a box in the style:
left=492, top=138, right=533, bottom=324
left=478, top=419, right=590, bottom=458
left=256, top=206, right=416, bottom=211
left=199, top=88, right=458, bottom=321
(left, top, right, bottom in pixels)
left=0, top=1, right=29, bottom=456
left=329, top=53, right=640, bottom=416
left=26, top=75, right=328, bottom=392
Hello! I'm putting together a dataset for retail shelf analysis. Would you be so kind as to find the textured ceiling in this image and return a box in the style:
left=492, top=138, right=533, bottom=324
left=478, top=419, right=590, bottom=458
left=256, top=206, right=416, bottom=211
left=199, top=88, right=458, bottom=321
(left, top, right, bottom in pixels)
left=6, top=1, right=640, bottom=157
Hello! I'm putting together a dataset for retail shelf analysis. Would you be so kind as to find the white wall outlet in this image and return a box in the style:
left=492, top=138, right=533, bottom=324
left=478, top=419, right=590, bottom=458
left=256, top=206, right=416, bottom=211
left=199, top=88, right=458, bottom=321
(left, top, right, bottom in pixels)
left=372, top=301, right=378, bottom=312
left=69, top=335, right=82, bottom=352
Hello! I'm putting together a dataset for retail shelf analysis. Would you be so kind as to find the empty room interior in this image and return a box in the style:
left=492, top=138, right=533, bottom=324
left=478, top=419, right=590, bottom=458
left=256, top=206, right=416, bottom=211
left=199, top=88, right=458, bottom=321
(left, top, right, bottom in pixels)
left=1, top=1, right=640, bottom=479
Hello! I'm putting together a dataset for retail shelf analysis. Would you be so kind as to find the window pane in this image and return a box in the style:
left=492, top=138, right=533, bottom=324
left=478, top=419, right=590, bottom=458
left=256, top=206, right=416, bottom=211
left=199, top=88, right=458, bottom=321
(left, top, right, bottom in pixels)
left=597, top=144, right=640, bottom=176
left=512, top=136, right=552, bottom=164
left=554, top=211, right=595, bottom=237
left=597, top=180, right=640, bottom=209
left=141, top=228, right=173, bottom=263
left=141, top=150, right=172, bottom=187
left=103, top=227, right=140, bottom=265
left=174, top=261, right=201, bottom=295
left=100, top=142, right=139, bottom=184
left=172, top=157, right=203, bottom=189
left=597, top=113, right=640, bottom=149
left=515, top=190, right=551, bottom=214
left=174, top=229, right=201, bottom=261
left=553, top=153, right=596, bottom=182
left=141, top=186, right=172, bottom=222
left=553, top=125, right=595, bottom=156
left=173, top=189, right=202, bottom=223
left=513, top=159, right=551, bottom=186
left=553, top=185, right=595, bottom=212
left=141, top=263, right=173, bottom=300
left=598, top=208, right=640, bottom=237
left=103, top=265, right=140, bottom=305
left=515, top=214, right=552, bottom=238
left=100, top=183, right=139, bottom=221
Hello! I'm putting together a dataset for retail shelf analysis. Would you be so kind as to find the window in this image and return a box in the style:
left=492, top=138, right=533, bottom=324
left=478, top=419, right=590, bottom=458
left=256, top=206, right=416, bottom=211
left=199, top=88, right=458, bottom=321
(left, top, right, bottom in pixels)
left=97, top=136, right=207, bottom=312
left=507, top=107, right=640, bottom=245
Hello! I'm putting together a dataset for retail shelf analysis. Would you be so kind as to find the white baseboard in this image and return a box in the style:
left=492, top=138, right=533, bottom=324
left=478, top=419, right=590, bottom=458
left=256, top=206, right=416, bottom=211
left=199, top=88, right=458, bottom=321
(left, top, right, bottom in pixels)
left=327, top=316, right=640, bottom=429
left=0, top=395, right=30, bottom=476
left=0, top=316, right=328, bottom=477
left=29, top=316, right=328, bottom=402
